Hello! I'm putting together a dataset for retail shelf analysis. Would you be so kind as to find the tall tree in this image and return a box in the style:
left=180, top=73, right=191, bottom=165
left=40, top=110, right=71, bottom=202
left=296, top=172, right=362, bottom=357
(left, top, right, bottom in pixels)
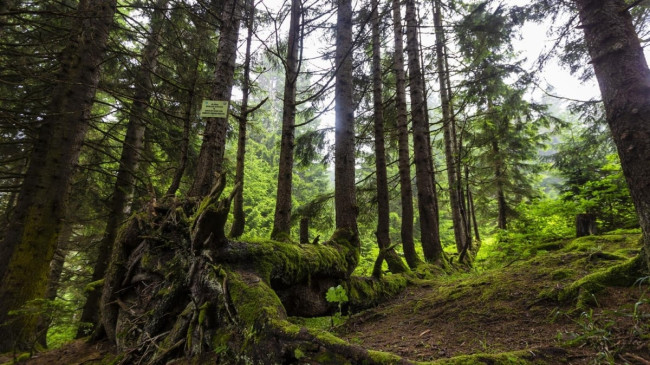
left=404, top=0, right=443, bottom=263
left=188, top=0, right=242, bottom=197
left=0, top=0, right=116, bottom=351
left=574, top=0, right=650, bottom=271
left=433, top=0, right=469, bottom=253
left=371, top=0, right=408, bottom=274
left=230, top=0, right=256, bottom=238
left=271, top=0, right=302, bottom=240
left=391, top=0, right=421, bottom=268
left=334, top=0, right=359, bottom=244
left=76, top=0, right=169, bottom=336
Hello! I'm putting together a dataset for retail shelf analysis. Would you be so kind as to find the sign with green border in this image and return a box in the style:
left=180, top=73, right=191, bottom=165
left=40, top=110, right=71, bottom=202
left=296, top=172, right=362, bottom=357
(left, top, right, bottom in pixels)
left=200, top=100, right=229, bottom=118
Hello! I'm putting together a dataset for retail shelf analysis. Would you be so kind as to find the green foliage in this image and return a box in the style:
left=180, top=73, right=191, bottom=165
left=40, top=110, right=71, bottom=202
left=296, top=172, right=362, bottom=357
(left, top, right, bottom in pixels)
left=326, top=285, right=348, bottom=327
left=326, top=285, right=348, bottom=304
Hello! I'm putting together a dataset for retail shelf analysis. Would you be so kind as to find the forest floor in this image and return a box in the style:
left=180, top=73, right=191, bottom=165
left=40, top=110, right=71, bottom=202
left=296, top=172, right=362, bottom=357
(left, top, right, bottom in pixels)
left=2, top=230, right=649, bottom=364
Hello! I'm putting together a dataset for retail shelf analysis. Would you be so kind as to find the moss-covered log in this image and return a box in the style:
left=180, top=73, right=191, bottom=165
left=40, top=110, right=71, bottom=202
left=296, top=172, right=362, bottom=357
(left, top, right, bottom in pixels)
left=97, top=182, right=420, bottom=364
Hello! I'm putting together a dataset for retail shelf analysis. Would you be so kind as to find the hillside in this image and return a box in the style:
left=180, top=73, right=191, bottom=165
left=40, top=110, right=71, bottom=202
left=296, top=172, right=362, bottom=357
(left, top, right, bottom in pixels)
left=4, top=230, right=648, bottom=365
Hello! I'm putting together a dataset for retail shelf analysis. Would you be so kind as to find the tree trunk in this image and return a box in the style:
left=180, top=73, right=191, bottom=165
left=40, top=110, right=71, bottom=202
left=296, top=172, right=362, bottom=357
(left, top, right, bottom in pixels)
left=372, top=0, right=408, bottom=274
left=299, top=217, right=309, bottom=244
left=391, top=0, right=421, bottom=269
left=334, top=0, right=359, bottom=244
left=271, top=0, right=300, bottom=241
left=433, top=0, right=468, bottom=253
left=36, top=222, right=73, bottom=347
left=405, top=0, right=443, bottom=263
left=492, top=140, right=507, bottom=230
left=166, top=26, right=207, bottom=197
left=576, top=213, right=597, bottom=237
left=230, top=0, right=255, bottom=239
left=189, top=0, right=242, bottom=197
left=0, top=0, right=116, bottom=351
left=574, top=0, right=650, bottom=272
left=77, top=0, right=167, bottom=336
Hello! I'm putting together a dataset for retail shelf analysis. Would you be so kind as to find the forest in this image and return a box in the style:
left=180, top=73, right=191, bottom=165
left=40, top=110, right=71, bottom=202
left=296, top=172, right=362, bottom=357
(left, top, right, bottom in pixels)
left=0, top=0, right=649, bottom=363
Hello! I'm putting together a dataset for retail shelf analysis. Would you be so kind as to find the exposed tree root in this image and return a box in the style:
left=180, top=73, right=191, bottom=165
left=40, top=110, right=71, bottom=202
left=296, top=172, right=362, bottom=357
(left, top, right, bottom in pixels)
left=97, top=179, right=425, bottom=364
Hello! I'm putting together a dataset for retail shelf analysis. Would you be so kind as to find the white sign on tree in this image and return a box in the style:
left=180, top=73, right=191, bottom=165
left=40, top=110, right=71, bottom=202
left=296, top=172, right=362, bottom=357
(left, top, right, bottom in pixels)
left=200, top=100, right=229, bottom=118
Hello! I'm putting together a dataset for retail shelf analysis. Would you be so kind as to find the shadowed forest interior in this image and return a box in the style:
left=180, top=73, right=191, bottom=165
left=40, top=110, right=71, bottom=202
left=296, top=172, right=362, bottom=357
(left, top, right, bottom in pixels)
left=1, top=0, right=650, bottom=363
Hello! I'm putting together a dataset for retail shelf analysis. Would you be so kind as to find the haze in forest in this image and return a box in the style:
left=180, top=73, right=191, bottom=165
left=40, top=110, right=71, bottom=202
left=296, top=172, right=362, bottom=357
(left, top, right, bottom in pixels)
left=0, top=0, right=649, bottom=364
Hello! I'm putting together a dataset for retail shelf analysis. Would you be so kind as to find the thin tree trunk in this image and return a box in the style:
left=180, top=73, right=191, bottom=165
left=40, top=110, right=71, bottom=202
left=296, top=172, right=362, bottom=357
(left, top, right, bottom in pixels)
left=189, top=0, right=242, bottom=197
left=77, top=0, right=167, bottom=336
left=334, top=0, right=359, bottom=245
left=433, top=0, right=468, bottom=253
left=166, top=27, right=206, bottom=197
left=574, top=0, right=650, bottom=272
left=371, top=0, right=407, bottom=274
left=271, top=0, right=300, bottom=241
left=230, top=0, right=255, bottom=238
left=0, top=0, right=116, bottom=351
left=391, top=0, right=421, bottom=268
left=36, top=222, right=73, bottom=347
left=405, top=0, right=443, bottom=263
left=492, top=139, right=507, bottom=230
left=299, top=217, right=309, bottom=244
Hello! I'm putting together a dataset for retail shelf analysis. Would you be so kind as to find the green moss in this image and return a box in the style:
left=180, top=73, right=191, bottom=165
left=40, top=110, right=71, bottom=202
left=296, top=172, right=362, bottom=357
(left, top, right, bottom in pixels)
left=293, top=348, right=305, bottom=359
left=198, top=301, right=209, bottom=325
left=346, top=274, right=409, bottom=309
left=430, top=350, right=546, bottom=364
left=366, top=350, right=407, bottom=364
left=227, top=270, right=286, bottom=326
left=551, top=268, right=575, bottom=280
left=559, top=254, right=645, bottom=305
left=83, top=279, right=104, bottom=293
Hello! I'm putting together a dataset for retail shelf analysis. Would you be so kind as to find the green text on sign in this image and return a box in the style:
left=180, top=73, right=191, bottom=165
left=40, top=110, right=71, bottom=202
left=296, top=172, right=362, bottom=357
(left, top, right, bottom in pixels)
left=200, top=100, right=229, bottom=118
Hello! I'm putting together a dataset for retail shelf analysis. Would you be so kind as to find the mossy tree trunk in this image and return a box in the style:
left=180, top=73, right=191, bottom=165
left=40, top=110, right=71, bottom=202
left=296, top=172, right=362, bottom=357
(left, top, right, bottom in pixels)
left=0, top=0, right=116, bottom=351
left=574, top=0, right=650, bottom=273
left=77, top=0, right=168, bottom=337
left=271, top=0, right=301, bottom=241
left=371, top=0, right=408, bottom=275
left=334, top=0, right=359, bottom=246
left=405, top=0, right=443, bottom=263
left=391, top=0, right=422, bottom=269
left=433, top=0, right=469, bottom=254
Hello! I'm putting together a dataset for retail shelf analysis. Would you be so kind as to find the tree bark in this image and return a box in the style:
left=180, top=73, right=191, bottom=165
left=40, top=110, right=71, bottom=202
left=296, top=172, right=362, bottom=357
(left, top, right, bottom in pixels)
left=230, top=0, right=255, bottom=239
left=372, top=0, right=408, bottom=274
left=166, top=25, right=207, bottom=197
left=433, top=0, right=468, bottom=253
left=574, top=0, right=650, bottom=272
left=576, top=213, right=597, bottom=237
left=391, top=0, right=421, bottom=269
left=334, top=0, right=359, bottom=244
left=405, top=0, right=443, bottom=263
left=492, top=140, right=507, bottom=230
left=189, top=0, right=242, bottom=197
left=299, top=217, right=309, bottom=244
left=271, top=0, right=301, bottom=241
left=77, top=0, right=168, bottom=337
left=0, top=0, right=116, bottom=351
left=36, top=221, right=73, bottom=347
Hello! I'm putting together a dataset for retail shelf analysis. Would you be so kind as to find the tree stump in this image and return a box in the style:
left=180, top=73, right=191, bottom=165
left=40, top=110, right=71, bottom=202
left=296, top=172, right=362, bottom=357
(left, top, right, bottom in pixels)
left=576, top=214, right=597, bottom=237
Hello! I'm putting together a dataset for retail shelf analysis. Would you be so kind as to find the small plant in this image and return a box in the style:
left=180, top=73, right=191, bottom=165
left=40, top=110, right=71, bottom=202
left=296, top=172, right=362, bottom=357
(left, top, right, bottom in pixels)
left=326, top=285, right=348, bottom=327
left=561, top=309, right=615, bottom=364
